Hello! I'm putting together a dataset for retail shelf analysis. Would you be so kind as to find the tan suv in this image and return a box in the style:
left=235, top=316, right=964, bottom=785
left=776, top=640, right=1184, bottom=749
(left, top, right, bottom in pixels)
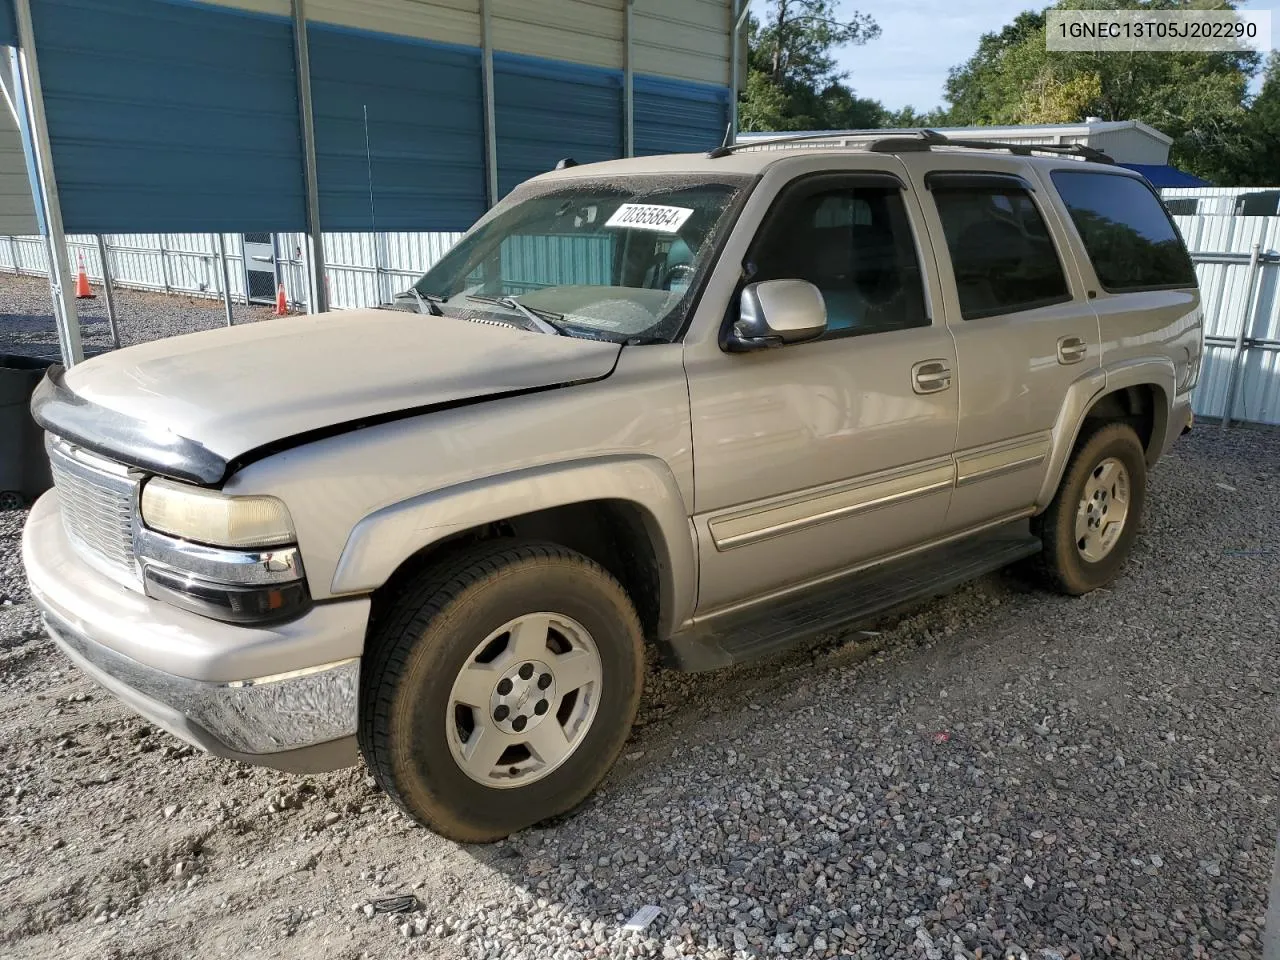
left=22, top=131, right=1202, bottom=841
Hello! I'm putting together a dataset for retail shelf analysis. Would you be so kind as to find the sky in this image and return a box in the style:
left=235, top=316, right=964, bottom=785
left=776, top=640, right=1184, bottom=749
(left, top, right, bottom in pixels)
left=749, top=0, right=1280, bottom=112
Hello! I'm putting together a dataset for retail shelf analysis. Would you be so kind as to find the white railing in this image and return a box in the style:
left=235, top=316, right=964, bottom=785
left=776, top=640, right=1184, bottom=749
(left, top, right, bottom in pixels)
left=0, top=231, right=462, bottom=311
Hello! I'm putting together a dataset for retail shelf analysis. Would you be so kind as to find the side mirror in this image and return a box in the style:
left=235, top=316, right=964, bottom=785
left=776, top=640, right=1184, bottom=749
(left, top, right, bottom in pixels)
left=727, top=280, right=827, bottom=352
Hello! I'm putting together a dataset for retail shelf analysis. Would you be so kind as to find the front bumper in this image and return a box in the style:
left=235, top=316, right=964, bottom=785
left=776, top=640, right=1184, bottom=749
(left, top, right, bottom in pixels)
left=22, top=491, right=369, bottom=772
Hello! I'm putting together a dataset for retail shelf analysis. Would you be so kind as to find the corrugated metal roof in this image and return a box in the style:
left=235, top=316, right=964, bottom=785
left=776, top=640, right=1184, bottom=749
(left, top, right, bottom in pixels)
left=633, top=0, right=730, bottom=87
left=0, top=0, right=15, bottom=47
left=31, top=0, right=306, bottom=232
left=492, top=0, right=623, bottom=71
left=1120, top=164, right=1209, bottom=187
left=305, top=0, right=481, bottom=48
left=308, top=23, right=486, bottom=231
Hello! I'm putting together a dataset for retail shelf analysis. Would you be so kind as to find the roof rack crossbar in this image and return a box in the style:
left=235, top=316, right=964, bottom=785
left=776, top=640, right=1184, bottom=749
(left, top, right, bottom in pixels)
left=708, top=128, right=1114, bottom=164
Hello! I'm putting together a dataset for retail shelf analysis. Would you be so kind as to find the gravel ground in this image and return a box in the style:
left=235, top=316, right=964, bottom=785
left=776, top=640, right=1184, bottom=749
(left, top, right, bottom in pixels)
left=0, top=334, right=1276, bottom=957
left=1, top=272, right=273, bottom=359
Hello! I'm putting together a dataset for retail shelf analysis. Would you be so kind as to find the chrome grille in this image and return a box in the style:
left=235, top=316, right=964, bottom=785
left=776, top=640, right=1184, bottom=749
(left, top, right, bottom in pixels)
left=46, top=437, right=140, bottom=585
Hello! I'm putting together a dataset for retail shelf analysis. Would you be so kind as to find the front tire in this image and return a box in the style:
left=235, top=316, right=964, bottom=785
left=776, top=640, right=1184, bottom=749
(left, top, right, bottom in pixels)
left=359, top=541, right=644, bottom=843
left=1032, top=421, right=1147, bottom=595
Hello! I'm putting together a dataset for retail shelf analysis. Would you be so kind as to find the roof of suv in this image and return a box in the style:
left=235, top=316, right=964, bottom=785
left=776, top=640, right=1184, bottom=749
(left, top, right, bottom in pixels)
left=530, top=142, right=1136, bottom=184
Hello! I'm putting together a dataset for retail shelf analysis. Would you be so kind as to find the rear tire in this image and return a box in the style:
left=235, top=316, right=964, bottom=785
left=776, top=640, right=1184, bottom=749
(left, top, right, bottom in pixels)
left=359, top=540, right=644, bottom=843
left=1032, top=421, right=1147, bottom=595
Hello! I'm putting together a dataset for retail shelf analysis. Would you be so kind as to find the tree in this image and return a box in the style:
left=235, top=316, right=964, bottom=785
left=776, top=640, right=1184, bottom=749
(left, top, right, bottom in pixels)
left=739, top=0, right=882, bottom=133
left=941, top=0, right=1259, bottom=182
left=881, top=105, right=951, bottom=129
left=1209, top=52, right=1280, bottom=185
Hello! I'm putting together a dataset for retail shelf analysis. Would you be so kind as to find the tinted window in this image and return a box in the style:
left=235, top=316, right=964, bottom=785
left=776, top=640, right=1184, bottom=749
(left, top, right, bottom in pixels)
left=1052, top=171, right=1197, bottom=291
left=750, top=183, right=928, bottom=337
left=932, top=185, right=1071, bottom=321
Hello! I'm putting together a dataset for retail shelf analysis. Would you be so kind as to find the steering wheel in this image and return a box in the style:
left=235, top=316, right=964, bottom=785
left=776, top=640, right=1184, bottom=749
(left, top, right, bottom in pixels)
left=662, top=263, right=695, bottom=291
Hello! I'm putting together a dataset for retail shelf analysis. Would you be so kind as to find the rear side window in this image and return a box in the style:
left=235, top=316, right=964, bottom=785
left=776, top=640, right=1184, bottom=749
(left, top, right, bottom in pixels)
left=1051, top=171, right=1197, bottom=292
left=931, top=184, right=1071, bottom=321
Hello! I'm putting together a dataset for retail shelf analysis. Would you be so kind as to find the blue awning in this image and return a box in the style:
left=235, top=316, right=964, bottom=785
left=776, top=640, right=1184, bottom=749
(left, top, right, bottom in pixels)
left=1118, top=163, right=1210, bottom=188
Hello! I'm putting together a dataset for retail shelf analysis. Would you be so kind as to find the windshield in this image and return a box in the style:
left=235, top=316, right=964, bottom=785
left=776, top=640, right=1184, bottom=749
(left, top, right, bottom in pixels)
left=413, top=174, right=752, bottom=343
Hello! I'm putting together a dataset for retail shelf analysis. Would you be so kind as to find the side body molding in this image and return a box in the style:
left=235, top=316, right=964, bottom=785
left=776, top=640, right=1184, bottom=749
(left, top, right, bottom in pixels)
left=1034, top=357, right=1175, bottom=509
left=329, top=456, right=697, bottom=637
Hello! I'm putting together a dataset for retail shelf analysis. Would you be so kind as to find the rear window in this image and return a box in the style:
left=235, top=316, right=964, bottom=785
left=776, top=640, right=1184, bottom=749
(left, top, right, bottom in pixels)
left=1051, top=171, right=1197, bottom=292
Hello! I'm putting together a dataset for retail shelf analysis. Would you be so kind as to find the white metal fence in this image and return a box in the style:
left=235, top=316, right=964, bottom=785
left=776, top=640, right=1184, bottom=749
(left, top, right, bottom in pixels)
left=0, top=231, right=463, bottom=311
left=2, top=202, right=1280, bottom=426
left=1172, top=210, right=1280, bottom=426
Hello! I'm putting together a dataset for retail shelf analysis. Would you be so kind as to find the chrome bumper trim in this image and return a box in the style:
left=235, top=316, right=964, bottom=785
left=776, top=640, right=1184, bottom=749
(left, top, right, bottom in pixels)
left=134, top=525, right=305, bottom=585
left=43, top=610, right=359, bottom=755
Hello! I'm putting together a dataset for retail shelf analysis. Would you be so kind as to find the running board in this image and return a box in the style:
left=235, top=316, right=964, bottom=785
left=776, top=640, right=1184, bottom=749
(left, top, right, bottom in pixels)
left=666, top=527, right=1042, bottom=672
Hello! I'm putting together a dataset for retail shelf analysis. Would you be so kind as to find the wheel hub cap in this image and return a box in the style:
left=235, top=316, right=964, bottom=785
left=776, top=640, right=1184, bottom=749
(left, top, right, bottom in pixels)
left=446, top=613, right=602, bottom=789
left=1074, top=456, right=1130, bottom=563
left=489, top=659, right=556, bottom=734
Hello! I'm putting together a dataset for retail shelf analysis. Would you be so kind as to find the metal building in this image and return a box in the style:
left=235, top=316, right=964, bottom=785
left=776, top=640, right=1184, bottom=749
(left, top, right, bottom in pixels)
left=0, top=0, right=746, bottom=363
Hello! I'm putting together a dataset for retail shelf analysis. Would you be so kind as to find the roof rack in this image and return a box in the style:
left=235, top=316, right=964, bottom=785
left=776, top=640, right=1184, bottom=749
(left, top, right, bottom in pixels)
left=708, top=128, right=1114, bottom=164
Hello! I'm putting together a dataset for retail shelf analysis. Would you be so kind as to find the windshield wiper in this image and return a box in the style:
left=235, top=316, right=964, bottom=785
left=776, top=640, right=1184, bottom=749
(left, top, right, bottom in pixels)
left=395, top=287, right=445, bottom=316
left=465, top=294, right=565, bottom=336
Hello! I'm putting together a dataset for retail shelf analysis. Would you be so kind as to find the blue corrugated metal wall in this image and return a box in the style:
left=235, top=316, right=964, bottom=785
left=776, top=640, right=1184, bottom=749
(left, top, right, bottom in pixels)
left=11, top=1, right=732, bottom=234
left=31, top=0, right=304, bottom=233
left=308, top=24, right=486, bottom=232
left=0, top=0, right=15, bottom=48
left=494, top=54, right=623, bottom=199
left=634, top=75, right=730, bottom=156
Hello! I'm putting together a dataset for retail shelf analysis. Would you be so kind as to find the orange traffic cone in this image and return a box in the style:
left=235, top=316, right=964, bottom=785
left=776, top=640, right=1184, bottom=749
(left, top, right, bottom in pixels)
left=273, top=283, right=288, bottom=316
left=75, top=254, right=94, bottom=299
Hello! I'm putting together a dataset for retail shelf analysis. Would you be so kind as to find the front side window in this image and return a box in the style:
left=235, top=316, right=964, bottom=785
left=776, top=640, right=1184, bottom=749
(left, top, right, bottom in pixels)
left=932, top=184, right=1071, bottom=321
left=1051, top=171, right=1197, bottom=291
left=748, top=181, right=928, bottom=337
left=414, top=175, right=751, bottom=343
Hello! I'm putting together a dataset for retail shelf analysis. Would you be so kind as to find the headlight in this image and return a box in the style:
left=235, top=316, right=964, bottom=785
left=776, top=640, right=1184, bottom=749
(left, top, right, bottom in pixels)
left=141, top=478, right=295, bottom=548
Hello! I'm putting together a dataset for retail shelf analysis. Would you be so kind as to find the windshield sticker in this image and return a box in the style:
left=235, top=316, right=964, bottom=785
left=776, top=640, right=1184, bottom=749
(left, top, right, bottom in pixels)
left=604, top=203, right=694, bottom=233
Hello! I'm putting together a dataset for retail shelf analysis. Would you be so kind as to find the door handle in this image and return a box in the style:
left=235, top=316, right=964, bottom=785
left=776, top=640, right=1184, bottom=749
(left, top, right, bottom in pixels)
left=912, top=359, right=952, bottom=394
left=1057, top=336, right=1088, bottom=364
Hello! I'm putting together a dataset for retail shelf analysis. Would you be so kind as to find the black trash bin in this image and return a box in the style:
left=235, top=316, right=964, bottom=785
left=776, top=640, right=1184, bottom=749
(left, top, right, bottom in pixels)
left=0, top=354, right=56, bottom=509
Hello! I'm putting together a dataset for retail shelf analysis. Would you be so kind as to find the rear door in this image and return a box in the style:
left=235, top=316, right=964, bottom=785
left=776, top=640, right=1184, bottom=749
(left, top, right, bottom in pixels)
left=897, top=153, right=1102, bottom=531
left=1044, top=168, right=1201, bottom=394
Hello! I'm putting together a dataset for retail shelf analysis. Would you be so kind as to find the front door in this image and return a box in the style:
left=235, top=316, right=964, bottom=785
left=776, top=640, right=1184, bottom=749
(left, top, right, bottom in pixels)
left=686, top=171, right=960, bottom=615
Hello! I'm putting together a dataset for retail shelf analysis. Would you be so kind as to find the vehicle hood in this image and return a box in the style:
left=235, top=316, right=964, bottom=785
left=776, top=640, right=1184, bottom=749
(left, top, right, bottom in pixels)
left=47, top=309, right=621, bottom=480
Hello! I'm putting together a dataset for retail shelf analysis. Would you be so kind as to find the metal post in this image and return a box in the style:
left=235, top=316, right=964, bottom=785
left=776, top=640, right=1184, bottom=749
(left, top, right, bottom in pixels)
left=13, top=0, right=84, bottom=366
left=480, top=0, right=499, bottom=207
left=157, top=234, right=171, bottom=293
left=94, top=234, right=120, bottom=348
left=730, top=0, right=749, bottom=141
left=238, top=234, right=251, bottom=305
left=623, top=0, right=635, bottom=157
left=1221, top=239, right=1262, bottom=429
left=290, top=0, right=328, bottom=313
left=215, top=233, right=234, bottom=327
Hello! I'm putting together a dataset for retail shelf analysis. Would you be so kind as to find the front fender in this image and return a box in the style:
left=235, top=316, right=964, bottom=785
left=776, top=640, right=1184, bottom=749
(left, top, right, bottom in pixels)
left=329, top=455, right=697, bottom=637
